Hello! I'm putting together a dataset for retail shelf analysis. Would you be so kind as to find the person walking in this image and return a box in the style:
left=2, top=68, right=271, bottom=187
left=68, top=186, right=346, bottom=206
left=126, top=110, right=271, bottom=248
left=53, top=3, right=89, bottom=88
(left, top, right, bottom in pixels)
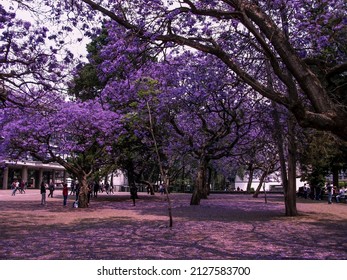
left=11, top=180, right=19, bottom=196
left=48, top=181, right=55, bottom=198
left=40, top=181, right=47, bottom=205
left=62, top=183, right=68, bottom=206
left=327, top=184, right=333, bottom=204
left=18, top=180, right=25, bottom=194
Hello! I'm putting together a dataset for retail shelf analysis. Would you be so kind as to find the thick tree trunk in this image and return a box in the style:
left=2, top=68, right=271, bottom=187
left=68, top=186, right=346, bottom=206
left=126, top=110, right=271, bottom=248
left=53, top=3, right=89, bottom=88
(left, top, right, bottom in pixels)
left=190, top=159, right=208, bottom=205
left=285, top=117, right=298, bottom=216
left=191, top=167, right=204, bottom=205
left=127, top=169, right=137, bottom=192
left=272, top=113, right=298, bottom=216
left=264, top=36, right=297, bottom=214
left=51, top=157, right=91, bottom=208
left=110, top=172, right=114, bottom=188
left=77, top=173, right=89, bottom=208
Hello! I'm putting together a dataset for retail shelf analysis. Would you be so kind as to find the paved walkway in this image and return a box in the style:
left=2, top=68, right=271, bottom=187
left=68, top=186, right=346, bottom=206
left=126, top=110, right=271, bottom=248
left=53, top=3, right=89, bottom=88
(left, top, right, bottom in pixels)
left=0, top=189, right=346, bottom=259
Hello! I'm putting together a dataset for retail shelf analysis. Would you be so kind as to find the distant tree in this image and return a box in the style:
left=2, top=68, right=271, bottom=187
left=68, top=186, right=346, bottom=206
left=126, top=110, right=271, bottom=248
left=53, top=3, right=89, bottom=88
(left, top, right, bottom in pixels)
left=156, top=53, right=263, bottom=205
left=69, top=28, right=108, bottom=101
left=299, top=131, right=347, bottom=188
left=0, top=97, right=121, bottom=207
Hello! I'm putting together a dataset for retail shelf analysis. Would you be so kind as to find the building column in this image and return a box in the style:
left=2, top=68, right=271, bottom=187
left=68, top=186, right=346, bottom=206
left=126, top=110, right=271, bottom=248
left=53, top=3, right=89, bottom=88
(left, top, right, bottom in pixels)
left=2, top=167, right=9, bottom=189
left=21, top=166, right=28, bottom=183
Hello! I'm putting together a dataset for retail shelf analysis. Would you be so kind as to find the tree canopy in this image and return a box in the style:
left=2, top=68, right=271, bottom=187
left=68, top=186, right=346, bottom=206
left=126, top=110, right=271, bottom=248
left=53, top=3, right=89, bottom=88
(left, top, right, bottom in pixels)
left=64, top=0, right=347, bottom=140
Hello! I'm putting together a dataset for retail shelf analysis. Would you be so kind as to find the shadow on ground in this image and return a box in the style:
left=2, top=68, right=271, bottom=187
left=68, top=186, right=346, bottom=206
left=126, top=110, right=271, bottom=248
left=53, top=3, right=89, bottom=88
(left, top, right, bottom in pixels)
left=0, top=192, right=346, bottom=260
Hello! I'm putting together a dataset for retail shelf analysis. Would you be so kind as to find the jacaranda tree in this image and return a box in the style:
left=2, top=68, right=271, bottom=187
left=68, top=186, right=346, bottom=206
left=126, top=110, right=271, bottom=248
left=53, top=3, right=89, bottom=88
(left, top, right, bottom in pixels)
left=0, top=3, right=80, bottom=104
left=0, top=96, right=121, bottom=207
left=155, top=52, right=264, bottom=205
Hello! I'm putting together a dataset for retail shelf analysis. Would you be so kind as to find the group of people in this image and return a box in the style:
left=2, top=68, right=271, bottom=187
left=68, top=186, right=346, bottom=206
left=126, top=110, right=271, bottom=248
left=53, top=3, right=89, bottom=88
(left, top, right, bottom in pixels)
left=301, top=183, right=346, bottom=204
left=11, top=179, right=27, bottom=196
left=92, top=181, right=114, bottom=195
left=40, top=181, right=68, bottom=206
left=325, top=184, right=346, bottom=204
left=19, top=179, right=140, bottom=207
left=330, top=185, right=346, bottom=204
left=39, top=180, right=117, bottom=207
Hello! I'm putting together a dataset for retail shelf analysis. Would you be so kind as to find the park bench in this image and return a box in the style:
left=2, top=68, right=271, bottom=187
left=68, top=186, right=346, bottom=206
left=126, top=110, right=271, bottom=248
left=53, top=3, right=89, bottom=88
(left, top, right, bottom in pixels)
left=334, top=194, right=347, bottom=203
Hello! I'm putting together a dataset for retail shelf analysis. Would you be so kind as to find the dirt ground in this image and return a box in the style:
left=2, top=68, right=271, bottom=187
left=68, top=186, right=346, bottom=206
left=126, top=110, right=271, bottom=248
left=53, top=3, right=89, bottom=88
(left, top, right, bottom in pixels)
left=0, top=189, right=346, bottom=260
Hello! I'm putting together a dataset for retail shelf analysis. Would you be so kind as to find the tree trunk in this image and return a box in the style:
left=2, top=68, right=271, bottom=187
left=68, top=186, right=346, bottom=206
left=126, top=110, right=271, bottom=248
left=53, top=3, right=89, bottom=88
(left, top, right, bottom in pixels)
left=191, top=167, right=204, bottom=205
left=272, top=111, right=298, bottom=216
left=125, top=162, right=139, bottom=200
left=140, top=180, right=155, bottom=195
left=110, top=172, right=114, bottom=188
left=191, top=158, right=209, bottom=205
left=207, top=166, right=212, bottom=195
left=148, top=183, right=155, bottom=195
left=246, top=164, right=254, bottom=193
left=332, top=166, right=339, bottom=188
left=253, top=169, right=267, bottom=198
left=221, top=174, right=226, bottom=191
left=163, top=176, right=173, bottom=227
left=77, top=173, right=89, bottom=208
left=285, top=117, right=298, bottom=216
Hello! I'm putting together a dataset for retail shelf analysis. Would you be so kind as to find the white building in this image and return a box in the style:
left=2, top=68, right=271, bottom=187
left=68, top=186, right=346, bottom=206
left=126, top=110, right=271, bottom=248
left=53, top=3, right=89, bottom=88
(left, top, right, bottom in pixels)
left=1, top=159, right=67, bottom=189
left=233, top=175, right=304, bottom=192
left=105, top=171, right=128, bottom=191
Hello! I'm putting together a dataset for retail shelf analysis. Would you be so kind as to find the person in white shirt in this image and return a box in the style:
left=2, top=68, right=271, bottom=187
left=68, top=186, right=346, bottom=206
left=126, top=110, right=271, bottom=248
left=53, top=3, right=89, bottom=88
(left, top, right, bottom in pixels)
left=336, top=187, right=346, bottom=203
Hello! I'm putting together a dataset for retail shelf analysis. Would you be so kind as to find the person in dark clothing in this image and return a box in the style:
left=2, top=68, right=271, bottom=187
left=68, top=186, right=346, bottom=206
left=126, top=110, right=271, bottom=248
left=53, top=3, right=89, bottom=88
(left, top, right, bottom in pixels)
left=40, top=181, right=47, bottom=205
left=69, top=181, right=75, bottom=195
left=130, top=185, right=138, bottom=206
left=75, top=182, right=80, bottom=201
left=48, top=182, right=55, bottom=198
left=93, top=182, right=99, bottom=198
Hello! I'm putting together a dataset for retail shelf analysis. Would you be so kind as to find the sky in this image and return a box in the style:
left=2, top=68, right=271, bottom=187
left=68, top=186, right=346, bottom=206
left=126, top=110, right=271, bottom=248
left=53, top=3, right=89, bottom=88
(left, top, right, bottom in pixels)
left=4, top=0, right=90, bottom=61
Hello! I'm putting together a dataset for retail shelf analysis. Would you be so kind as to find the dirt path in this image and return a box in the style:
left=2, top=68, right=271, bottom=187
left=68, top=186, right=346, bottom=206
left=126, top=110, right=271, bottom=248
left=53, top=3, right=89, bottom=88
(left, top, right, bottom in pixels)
left=0, top=190, right=346, bottom=259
